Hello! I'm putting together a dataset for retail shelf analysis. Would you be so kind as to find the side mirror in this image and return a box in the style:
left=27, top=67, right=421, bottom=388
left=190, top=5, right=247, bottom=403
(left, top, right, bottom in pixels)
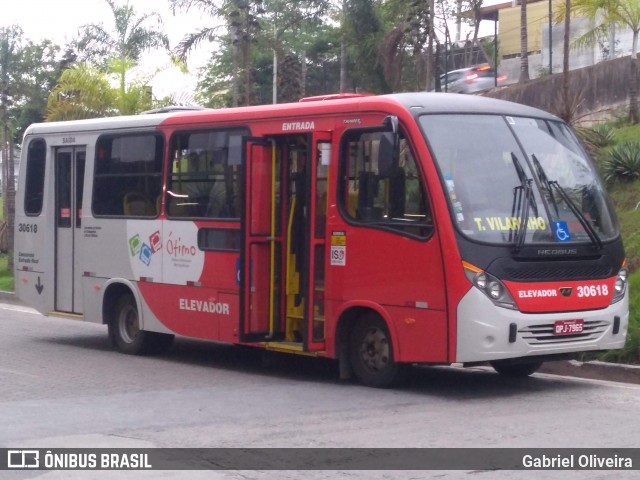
left=381, top=116, right=400, bottom=171
left=382, top=115, right=399, bottom=134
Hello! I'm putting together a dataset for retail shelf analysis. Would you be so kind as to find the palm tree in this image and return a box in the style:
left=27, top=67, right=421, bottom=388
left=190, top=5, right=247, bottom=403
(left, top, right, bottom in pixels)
left=561, top=0, right=640, bottom=123
left=171, top=0, right=264, bottom=106
left=46, top=62, right=155, bottom=121
left=520, top=0, right=530, bottom=82
left=75, top=0, right=169, bottom=92
left=46, top=65, right=117, bottom=121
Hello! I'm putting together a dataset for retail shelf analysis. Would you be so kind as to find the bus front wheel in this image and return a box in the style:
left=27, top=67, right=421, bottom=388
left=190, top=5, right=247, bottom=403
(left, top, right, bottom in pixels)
left=349, top=315, right=399, bottom=388
left=109, top=294, right=173, bottom=355
left=491, top=360, right=542, bottom=377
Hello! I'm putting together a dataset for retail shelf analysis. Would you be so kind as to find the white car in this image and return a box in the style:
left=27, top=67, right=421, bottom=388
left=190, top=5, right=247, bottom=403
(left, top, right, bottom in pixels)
left=437, top=64, right=507, bottom=94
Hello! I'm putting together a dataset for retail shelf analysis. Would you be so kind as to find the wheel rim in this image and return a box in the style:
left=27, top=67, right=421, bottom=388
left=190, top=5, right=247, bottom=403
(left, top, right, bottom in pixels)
left=117, top=303, right=139, bottom=344
left=358, top=326, right=390, bottom=374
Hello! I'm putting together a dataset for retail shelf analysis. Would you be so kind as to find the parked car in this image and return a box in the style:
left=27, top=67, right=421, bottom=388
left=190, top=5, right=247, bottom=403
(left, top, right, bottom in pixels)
left=437, top=64, right=507, bottom=94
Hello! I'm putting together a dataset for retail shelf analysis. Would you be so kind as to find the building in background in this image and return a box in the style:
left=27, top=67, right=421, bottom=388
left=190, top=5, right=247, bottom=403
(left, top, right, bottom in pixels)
left=479, top=0, right=636, bottom=84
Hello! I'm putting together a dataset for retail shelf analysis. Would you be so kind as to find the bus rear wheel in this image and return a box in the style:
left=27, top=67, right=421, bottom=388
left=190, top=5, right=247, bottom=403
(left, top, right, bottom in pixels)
left=109, top=294, right=173, bottom=355
left=349, top=315, right=399, bottom=388
left=491, top=360, right=542, bottom=377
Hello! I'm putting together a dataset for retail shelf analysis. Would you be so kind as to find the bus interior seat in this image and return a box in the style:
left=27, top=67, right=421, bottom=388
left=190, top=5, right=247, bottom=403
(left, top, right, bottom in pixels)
left=123, top=192, right=156, bottom=216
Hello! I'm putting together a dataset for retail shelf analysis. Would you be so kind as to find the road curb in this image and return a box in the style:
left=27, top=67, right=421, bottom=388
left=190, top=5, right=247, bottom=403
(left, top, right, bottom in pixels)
left=0, top=290, right=15, bottom=300
left=539, top=359, right=640, bottom=384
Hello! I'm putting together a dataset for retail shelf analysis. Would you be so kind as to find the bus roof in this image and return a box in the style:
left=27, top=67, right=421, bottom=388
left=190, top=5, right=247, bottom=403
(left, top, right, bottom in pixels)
left=23, top=92, right=558, bottom=136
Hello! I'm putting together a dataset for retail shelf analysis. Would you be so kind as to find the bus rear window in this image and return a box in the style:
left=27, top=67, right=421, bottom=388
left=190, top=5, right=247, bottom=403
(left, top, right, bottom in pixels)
left=24, top=138, right=47, bottom=216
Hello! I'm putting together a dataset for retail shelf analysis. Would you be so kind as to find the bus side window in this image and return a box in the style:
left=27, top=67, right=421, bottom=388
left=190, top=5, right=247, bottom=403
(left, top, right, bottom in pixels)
left=166, top=128, right=248, bottom=220
left=92, top=133, right=163, bottom=218
left=340, top=129, right=432, bottom=238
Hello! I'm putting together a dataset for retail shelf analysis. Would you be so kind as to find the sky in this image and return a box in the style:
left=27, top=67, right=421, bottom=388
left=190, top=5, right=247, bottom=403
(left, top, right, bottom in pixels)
left=1, top=0, right=218, bottom=100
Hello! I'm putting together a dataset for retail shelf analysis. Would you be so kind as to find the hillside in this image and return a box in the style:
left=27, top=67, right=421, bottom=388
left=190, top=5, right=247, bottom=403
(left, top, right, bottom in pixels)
left=586, top=121, right=640, bottom=362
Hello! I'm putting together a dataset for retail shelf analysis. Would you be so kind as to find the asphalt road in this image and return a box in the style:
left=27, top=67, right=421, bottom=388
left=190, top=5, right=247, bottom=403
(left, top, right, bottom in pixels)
left=2, top=301, right=640, bottom=480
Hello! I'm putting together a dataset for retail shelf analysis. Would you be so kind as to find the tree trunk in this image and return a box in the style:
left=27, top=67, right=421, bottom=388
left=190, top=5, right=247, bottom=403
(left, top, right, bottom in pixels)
left=301, top=50, right=307, bottom=98
left=231, top=29, right=240, bottom=108
left=425, top=0, right=435, bottom=91
left=6, top=132, right=14, bottom=271
left=561, top=0, right=571, bottom=122
left=272, top=21, right=278, bottom=104
left=1, top=124, right=7, bottom=221
left=340, top=0, right=347, bottom=93
left=630, top=56, right=639, bottom=124
left=340, top=38, right=347, bottom=93
left=519, top=0, right=530, bottom=82
left=629, top=31, right=639, bottom=124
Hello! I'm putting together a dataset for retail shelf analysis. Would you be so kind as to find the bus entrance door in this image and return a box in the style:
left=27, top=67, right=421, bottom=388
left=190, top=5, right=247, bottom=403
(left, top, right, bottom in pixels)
left=241, top=132, right=329, bottom=353
left=277, top=132, right=329, bottom=352
left=241, top=138, right=280, bottom=341
left=54, top=147, right=86, bottom=314
left=302, top=132, right=331, bottom=352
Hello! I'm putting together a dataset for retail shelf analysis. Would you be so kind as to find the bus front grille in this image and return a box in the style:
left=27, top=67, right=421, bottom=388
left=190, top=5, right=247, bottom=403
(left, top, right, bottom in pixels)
left=506, top=265, right=613, bottom=281
left=519, top=320, right=609, bottom=344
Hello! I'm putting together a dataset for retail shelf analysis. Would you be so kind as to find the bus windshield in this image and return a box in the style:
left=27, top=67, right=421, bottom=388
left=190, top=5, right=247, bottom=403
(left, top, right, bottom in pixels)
left=420, top=114, right=619, bottom=246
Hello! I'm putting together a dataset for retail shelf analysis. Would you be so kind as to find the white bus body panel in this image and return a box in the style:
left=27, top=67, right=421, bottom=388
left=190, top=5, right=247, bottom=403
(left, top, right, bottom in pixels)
left=455, top=287, right=629, bottom=363
left=15, top=115, right=167, bottom=318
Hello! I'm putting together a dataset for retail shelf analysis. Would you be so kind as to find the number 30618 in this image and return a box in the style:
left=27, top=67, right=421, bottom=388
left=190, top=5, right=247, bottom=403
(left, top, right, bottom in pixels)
left=18, top=223, right=38, bottom=233
left=577, top=284, right=608, bottom=297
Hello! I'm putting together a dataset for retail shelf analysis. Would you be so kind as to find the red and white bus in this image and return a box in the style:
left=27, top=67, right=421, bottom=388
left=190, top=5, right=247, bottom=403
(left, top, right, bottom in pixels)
left=14, top=92, right=628, bottom=387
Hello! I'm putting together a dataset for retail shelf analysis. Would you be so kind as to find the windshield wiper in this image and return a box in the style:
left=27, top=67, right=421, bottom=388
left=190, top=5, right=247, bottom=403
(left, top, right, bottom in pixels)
left=531, top=154, right=559, bottom=217
left=510, top=152, right=537, bottom=252
left=531, top=155, right=603, bottom=250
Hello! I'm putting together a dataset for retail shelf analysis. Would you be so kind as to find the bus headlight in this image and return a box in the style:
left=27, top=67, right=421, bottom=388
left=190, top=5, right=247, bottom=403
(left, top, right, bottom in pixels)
left=611, top=264, right=628, bottom=304
left=463, top=261, right=517, bottom=310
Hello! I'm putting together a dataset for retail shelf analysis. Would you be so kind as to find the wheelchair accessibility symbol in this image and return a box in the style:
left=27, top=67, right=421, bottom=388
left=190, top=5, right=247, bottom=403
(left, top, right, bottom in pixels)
left=553, top=221, right=571, bottom=242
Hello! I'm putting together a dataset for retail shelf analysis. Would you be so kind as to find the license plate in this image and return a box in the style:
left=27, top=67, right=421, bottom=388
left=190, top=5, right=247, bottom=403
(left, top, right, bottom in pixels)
left=554, top=319, right=584, bottom=335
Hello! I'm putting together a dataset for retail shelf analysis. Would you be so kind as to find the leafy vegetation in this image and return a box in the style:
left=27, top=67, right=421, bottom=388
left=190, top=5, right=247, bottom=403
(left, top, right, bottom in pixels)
left=0, top=198, right=10, bottom=292
left=582, top=119, right=640, bottom=362
left=0, top=254, right=13, bottom=292
left=601, top=141, right=640, bottom=182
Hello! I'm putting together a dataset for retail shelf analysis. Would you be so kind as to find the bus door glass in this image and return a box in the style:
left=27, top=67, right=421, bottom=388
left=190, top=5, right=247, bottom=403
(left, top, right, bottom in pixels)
left=306, top=132, right=331, bottom=350
left=274, top=132, right=328, bottom=350
left=55, top=146, right=86, bottom=314
left=241, top=138, right=281, bottom=341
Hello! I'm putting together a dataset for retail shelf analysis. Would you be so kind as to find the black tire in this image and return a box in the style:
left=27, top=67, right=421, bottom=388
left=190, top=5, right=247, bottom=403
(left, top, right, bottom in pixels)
left=491, top=360, right=543, bottom=377
left=349, top=315, right=399, bottom=388
left=109, top=293, right=156, bottom=355
left=147, top=332, right=175, bottom=355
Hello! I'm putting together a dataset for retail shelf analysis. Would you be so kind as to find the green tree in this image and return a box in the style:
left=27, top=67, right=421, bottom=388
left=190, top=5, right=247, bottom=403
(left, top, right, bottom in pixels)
left=46, top=64, right=117, bottom=121
left=172, top=0, right=265, bottom=106
left=343, top=0, right=390, bottom=93
left=262, top=0, right=330, bottom=102
left=380, top=0, right=432, bottom=91
left=75, top=0, right=169, bottom=95
left=0, top=26, right=23, bottom=269
left=559, top=0, right=640, bottom=123
left=76, top=0, right=169, bottom=63
left=46, top=61, right=155, bottom=121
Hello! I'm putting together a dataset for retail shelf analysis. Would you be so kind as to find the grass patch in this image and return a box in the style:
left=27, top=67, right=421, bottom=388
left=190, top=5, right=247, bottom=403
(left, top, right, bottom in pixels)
left=0, top=254, right=14, bottom=292
left=613, top=123, right=640, bottom=144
